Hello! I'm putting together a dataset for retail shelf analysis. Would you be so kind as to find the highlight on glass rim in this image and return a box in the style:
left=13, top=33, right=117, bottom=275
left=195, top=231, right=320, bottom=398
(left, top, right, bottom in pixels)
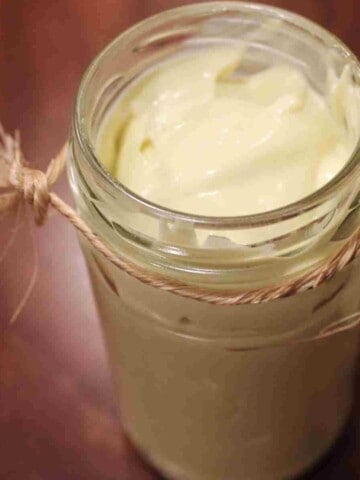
left=1, top=2, right=360, bottom=479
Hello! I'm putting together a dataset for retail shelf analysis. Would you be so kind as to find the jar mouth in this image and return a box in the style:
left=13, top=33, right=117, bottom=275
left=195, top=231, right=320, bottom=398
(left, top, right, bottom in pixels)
left=74, top=1, right=360, bottom=229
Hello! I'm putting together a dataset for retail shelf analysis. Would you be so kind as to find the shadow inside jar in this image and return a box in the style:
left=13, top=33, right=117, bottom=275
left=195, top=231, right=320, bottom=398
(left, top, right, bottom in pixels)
left=300, top=415, right=359, bottom=480
left=123, top=413, right=359, bottom=480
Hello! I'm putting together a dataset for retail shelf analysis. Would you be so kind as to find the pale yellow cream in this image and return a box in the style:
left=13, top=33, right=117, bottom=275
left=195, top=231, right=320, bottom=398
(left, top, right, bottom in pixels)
left=99, top=48, right=357, bottom=218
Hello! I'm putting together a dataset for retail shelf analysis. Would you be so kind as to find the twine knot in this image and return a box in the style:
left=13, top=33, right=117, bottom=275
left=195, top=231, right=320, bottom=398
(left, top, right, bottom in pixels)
left=0, top=126, right=67, bottom=225
left=10, top=162, right=51, bottom=225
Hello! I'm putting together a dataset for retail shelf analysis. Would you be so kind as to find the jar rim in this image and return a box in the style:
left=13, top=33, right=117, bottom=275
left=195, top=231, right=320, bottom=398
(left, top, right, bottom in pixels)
left=74, top=1, right=360, bottom=229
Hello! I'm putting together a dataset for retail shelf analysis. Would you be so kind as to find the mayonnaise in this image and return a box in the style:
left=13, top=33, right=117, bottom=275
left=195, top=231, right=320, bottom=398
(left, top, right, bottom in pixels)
left=99, top=47, right=357, bottom=218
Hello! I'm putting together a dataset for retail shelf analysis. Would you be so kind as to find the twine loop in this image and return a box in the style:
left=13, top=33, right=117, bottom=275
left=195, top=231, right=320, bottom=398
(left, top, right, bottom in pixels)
left=1, top=123, right=360, bottom=310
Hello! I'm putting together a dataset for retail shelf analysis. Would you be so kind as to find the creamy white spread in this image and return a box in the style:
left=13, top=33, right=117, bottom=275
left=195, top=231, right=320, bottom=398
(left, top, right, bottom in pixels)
left=99, top=47, right=358, bottom=218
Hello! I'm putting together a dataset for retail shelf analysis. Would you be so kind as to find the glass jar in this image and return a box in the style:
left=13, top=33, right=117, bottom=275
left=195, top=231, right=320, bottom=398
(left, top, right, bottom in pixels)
left=68, top=3, right=360, bottom=480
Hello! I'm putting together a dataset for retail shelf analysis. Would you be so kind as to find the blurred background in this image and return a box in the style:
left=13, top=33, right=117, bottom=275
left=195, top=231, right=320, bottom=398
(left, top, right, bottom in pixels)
left=0, top=1, right=359, bottom=479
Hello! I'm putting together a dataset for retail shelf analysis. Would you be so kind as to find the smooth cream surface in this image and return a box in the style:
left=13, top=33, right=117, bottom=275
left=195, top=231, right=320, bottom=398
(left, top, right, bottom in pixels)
left=99, top=48, right=357, bottom=217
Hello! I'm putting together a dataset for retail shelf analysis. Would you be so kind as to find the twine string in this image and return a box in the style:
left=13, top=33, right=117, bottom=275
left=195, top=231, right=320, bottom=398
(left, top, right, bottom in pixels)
left=7, top=208, right=39, bottom=326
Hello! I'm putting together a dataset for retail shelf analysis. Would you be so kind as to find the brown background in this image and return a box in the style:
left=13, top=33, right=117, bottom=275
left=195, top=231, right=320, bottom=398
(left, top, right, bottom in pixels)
left=0, top=1, right=359, bottom=479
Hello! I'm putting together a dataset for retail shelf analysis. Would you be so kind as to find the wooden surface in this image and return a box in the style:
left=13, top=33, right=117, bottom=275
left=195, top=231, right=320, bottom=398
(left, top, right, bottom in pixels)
left=0, top=1, right=359, bottom=479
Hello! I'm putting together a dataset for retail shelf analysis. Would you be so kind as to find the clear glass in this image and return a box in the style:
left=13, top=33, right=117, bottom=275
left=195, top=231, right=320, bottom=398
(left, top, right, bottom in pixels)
left=68, top=3, right=360, bottom=480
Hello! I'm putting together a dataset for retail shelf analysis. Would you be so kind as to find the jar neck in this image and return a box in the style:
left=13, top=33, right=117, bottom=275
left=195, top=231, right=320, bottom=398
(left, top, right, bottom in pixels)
left=69, top=134, right=360, bottom=289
